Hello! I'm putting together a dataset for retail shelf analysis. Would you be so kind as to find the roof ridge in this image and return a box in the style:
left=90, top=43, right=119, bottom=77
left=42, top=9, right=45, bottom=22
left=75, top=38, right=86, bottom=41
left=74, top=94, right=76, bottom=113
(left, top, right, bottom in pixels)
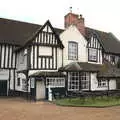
left=0, top=17, right=41, bottom=26
left=0, top=17, right=64, bottom=31
left=86, top=27, right=109, bottom=34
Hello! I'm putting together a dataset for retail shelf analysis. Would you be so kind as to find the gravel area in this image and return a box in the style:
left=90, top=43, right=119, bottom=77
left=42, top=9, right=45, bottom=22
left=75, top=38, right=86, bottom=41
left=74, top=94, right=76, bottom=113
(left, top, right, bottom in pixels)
left=0, top=97, right=120, bottom=120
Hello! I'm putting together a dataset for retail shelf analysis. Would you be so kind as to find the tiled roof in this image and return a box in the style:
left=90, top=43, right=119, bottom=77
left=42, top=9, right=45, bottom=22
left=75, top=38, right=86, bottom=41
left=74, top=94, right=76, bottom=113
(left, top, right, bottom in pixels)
left=86, top=27, right=120, bottom=54
left=59, top=61, right=120, bottom=78
left=0, top=18, right=64, bottom=46
left=98, top=61, right=120, bottom=78
left=59, top=62, right=102, bottom=72
left=0, top=18, right=120, bottom=54
left=30, top=71, right=65, bottom=77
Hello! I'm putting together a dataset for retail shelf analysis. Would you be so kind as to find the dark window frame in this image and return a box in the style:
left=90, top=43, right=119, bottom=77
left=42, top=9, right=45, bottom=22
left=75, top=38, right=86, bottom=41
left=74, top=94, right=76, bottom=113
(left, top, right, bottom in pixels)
left=88, top=48, right=98, bottom=62
left=98, top=79, right=108, bottom=87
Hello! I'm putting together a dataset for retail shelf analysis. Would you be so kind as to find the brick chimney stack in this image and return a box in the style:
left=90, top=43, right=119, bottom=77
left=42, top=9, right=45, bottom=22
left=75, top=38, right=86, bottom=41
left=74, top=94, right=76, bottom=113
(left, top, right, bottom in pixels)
left=64, top=12, right=85, bottom=36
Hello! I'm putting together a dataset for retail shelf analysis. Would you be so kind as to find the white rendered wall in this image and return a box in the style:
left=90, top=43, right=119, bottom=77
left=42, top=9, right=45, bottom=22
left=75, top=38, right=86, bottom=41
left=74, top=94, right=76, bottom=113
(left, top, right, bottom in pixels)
left=109, top=79, right=116, bottom=90
left=10, top=70, right=14, bottom=90
left=60, top=25, right=87, bottom=66
left=57, top=48, right=63, bottom=68
left=16, top=50, right=27, bottom=71
left=0, top=69, right=9, bottom=80
left=91, top=73, right=116, bottom=91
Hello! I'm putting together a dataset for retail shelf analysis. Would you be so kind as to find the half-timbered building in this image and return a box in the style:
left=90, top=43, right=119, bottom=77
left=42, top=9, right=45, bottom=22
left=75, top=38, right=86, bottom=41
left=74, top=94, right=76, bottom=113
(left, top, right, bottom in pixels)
left=0, top=11, right=120, bottom=100
left=59, top=12, right=120, bottom=95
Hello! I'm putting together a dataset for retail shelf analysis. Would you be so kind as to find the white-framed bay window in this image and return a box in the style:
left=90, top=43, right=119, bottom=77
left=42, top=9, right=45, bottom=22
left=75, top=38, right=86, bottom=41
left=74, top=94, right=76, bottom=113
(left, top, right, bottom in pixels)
left=88, top=48, right=97, bottom=62
left=68, top=41, right=78, bottom=60
left=46, top=77, right=65, bottom=88
left=80, top=72, right=90, bottom=90
left=68, top=72, right=79, bottom=91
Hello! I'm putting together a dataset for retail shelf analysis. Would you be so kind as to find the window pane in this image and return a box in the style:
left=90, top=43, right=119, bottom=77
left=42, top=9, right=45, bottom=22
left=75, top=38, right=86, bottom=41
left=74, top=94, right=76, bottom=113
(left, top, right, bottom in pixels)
left=68, top=72, right=79, bottom=91
left=98, top=79, right=107, bottom=87
left=68, top=42, right=78, bottom=60
left=89, top=48, right=97, bottom=61
left=80, top=72, right=89, bottom=90
left=46, top=77, right=65, bottom=88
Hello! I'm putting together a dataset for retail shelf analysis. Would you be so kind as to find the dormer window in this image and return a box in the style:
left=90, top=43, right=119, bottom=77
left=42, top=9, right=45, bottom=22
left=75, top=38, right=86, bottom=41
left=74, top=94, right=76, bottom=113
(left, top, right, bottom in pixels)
left=88, top=48, right=97, bottom=62
left=68, top=41, right=78, bottom=60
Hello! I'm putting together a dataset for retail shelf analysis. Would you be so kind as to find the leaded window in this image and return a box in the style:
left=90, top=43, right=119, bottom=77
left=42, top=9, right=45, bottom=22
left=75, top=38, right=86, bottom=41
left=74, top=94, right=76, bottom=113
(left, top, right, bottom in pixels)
left=98, top=79, right=107, bottom=87
left=68, top=72, right=79, bottom=91
left=80, top=72, right=89, bottom=90
left=46, top=77, right=65, bottom=88
left=68, top=42, right=78, bottom=60
left=88, top=48, right=97, bottom=62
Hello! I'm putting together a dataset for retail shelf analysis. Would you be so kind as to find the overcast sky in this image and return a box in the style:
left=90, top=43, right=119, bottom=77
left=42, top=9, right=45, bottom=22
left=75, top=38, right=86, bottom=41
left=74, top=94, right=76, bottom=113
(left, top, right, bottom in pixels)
left=0, top=0, right=120, bottom=39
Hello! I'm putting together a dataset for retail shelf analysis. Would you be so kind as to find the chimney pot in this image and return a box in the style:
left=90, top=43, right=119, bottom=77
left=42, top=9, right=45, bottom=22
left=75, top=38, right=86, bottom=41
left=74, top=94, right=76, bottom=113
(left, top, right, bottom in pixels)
left=80, top=14, right=82, bottom=18
left=69, top=7, right=72, bottom=13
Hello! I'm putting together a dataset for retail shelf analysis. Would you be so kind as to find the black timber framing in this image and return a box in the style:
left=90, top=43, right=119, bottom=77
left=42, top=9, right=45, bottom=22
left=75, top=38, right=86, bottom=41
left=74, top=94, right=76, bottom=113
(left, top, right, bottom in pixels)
left=26, top=20, right=64, bottom=49
left=0, top=44, right=17, bottom=69
left=88, top=35, right=102, bottom=62
left=13, top=69, right=16, bottom=91
left=52, top=47, right=54, bottom=69
left=37, top=44, right=39, bottom=69
left=33, top=45, right=35, bottom=69
left=27, top=46, right=31, bottom=69
left=4, top=44, right=6, bottom=68
left=8, top=69, right=11, bottom=91
left=55, top=47, right=57, bottom=69
left=0, top=45, right=2, bottom=68
left=23, top=20, right=64, bottom=71
left=30, top=45, right=58, bottom=70
left=7, top=45, right=10, bottom=68
left=89, top=72, right=91, bottom=91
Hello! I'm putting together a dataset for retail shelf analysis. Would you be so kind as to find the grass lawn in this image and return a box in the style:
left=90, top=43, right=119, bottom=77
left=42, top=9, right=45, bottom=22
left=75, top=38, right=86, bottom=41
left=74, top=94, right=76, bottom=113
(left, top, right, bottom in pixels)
left=55, top=96, right=120, bottom=107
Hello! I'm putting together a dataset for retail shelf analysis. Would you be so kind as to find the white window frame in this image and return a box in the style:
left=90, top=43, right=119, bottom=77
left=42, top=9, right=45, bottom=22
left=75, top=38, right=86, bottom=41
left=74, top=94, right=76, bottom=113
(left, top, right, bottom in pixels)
left=46, top=77, right=65, bottom=88
left=80, top=72, right=89, bottom=90
left=88, top=48, right=97, bottom=62
left=68, top=72, right=79, bottom=91
left=68, top=41, right=78, bottom=60
left=98, top=79, right=108, bottom=87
